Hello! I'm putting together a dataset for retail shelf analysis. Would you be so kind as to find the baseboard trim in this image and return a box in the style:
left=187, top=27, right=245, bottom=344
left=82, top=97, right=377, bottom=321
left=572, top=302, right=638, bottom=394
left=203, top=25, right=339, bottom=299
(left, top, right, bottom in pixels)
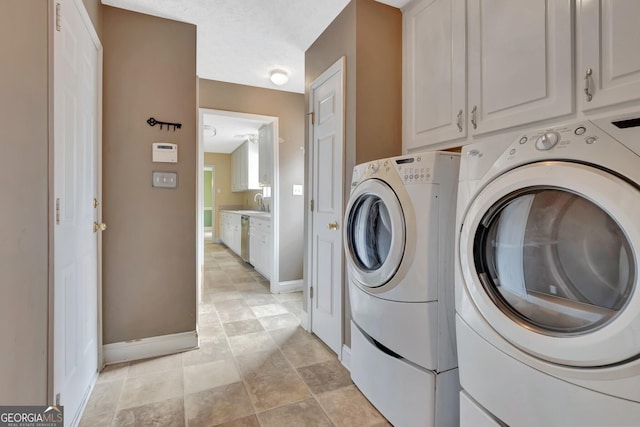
left=103, top=330, right=198, bottom=365
left=275, top=279, right=303, bottom=293
left=341, top=344, right=351, bottom=371
left=300, top=310, right=310, bottom=331
left=71, top=371, right=98, bottom=427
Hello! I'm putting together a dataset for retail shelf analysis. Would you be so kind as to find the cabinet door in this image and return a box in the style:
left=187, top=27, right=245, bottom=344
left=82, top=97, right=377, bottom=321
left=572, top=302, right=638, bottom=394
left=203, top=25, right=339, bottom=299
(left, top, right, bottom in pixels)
left=232, top=217, right=241, bottom=256
left=247, top=141, right=260, bottom=190
left=403, top=0, right=466, bottom=150
left=220, top=214, right=227, bottom=245
left=263, top=225, right=271, bottom=280
left=231, top=150, right=239, bottom=192
left=249, top=223, right=257, bottom=266
left=579, top=0, right=640, bottom=111
left=258, top=124, right=273, bottom=186
left=240, top=143, right=248, bottom=190
left=467, top=0, right=572, bottom=135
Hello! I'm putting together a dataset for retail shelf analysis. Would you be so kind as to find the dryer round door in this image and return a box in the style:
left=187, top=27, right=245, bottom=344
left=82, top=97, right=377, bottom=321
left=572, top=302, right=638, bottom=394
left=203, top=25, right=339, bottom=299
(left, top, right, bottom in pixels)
left=344, top=178, right=406, bottom=288
left=460, top=161, right=640, bottom=367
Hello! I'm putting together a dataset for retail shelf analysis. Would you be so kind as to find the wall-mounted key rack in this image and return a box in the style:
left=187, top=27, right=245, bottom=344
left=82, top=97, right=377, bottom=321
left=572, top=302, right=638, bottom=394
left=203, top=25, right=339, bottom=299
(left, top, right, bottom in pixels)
left=147, top=117, right=182, bottom=131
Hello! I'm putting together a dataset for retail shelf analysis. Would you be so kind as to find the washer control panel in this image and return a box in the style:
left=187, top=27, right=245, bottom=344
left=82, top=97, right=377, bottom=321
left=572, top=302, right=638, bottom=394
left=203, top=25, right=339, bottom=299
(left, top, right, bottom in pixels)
left=395, top=156, right=431, bottom=184
left=350, top=154, right=433, bottom=188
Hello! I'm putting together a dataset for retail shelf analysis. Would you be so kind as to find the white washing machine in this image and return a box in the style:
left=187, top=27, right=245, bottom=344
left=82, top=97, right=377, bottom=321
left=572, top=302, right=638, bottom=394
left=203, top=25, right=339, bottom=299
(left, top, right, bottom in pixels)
left=344, top=151, right=461, bottom=426
left=455, top=113, right=640, bottom=426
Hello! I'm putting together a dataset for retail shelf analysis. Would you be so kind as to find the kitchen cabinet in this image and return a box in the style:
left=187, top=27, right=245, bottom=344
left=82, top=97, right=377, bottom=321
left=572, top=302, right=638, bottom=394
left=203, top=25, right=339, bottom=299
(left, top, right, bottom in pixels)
left=403, top=0, right=572, bottom=150
left=578, top=0, right=640, bottom=111
left=231, top=140, right=260, bottom=192
left=258, top=123, right=273, bottom=187
left=220, top=212, right=241, bottom=256
left=249, top=217, right=271, bottom=280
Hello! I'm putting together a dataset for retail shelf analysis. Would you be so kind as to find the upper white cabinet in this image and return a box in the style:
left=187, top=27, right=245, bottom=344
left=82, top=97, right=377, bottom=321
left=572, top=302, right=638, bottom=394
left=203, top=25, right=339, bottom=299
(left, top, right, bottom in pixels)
left=403, top=0, right=466, bottom=149
left=231, top=140, right=260, bottom=192
left=468, top=0, right=572, bottom=135
left=579, top=0, right=640, bottom=111
left=258, top=123, right=273, bottom=187
left=403, top=0, right=573, bottom=149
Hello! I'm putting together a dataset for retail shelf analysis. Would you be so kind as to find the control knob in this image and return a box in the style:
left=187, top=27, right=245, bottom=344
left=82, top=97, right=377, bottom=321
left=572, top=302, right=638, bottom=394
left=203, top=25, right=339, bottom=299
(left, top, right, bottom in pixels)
left=368, top=162, right=380, bottom=173
left=535, top=131, right=560, bottom=150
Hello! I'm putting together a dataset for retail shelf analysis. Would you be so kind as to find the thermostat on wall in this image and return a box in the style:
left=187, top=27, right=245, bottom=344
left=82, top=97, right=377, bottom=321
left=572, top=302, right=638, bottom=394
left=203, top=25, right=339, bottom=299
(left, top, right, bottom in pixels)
left=152, top=143, right=178, bottom=163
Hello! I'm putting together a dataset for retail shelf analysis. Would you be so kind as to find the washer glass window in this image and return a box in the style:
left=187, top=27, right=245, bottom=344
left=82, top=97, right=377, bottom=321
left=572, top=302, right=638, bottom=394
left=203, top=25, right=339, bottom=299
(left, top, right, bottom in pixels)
left=348, top=193, right=393, bottom=272
left=474, top=187, right=635, bottom=335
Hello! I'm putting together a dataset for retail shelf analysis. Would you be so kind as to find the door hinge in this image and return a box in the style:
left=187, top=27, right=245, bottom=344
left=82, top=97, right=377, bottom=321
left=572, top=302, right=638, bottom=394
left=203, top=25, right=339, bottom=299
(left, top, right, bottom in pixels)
left=310, top=286, right=314, bottom=299
left=310, top=199, right=314, bottom=212
left=55, top=198, right=61, bottom=225
left=307, top=112, right=315, bottom=125
left=55, top=3, right=61, bottom=32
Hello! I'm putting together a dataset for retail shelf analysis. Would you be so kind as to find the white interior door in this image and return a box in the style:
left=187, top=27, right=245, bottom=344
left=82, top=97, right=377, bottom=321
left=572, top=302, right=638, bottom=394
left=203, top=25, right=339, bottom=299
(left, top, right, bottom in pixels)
left=53, top=0, right=101, bottom=424
left=309, top=58, right=345, bottom=355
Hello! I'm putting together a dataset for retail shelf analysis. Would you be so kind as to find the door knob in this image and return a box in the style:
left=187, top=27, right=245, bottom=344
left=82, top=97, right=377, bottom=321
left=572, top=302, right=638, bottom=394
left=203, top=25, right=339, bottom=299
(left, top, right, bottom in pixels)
left=93, top=222, right=107, bottom=233
left=327, top=221, right=339, bottom=231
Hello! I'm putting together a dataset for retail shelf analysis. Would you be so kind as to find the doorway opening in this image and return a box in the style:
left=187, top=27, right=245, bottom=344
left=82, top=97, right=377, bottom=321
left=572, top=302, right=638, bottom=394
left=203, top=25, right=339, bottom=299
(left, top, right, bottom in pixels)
left=196, top=108, right=279, bottom=314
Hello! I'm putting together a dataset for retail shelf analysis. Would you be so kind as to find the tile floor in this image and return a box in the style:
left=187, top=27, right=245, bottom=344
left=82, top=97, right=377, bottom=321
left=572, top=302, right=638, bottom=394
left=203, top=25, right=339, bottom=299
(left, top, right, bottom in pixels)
left=79, top=242, right=389, bottom=427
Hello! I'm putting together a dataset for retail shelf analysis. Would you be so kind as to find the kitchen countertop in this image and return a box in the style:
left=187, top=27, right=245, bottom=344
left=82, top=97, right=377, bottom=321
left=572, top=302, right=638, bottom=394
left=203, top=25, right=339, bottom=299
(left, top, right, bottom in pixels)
left=221, top=210, right=271, bottom=219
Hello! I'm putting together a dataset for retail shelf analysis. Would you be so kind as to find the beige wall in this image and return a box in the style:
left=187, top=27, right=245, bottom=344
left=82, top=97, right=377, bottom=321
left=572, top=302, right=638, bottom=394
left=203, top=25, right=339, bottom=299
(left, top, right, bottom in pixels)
left=0, top=1, right=49, bottom=405
left=82, top=0, right=103, bottom=40
left=305, top=0, right=402, bottom=347
left=102, top=7, right=197, bottom=344
left=204, top=152, right=243, bottom=239
left=355, top=0, right=403, bottom=163
left=199, top=80, right=306, bottom=282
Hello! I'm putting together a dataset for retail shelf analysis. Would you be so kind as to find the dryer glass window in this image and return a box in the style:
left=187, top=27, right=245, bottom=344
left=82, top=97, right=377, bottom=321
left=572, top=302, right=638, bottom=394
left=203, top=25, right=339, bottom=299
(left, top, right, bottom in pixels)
left=348, top=194, right=393, bottom=271
left=474, top=187, right=635, bottom=335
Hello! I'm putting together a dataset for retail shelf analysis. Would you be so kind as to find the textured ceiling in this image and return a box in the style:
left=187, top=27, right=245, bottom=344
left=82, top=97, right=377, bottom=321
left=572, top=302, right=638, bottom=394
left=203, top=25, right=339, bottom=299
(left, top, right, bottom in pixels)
left=101, top=0, right=410, bottom=93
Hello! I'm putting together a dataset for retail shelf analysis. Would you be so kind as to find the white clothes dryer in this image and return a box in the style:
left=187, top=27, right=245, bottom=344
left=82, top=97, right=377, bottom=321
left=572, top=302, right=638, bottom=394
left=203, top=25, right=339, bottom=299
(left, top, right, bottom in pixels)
left=344, top=151, right=460, bottom=426
left=455, top=113, right=640, bottom=426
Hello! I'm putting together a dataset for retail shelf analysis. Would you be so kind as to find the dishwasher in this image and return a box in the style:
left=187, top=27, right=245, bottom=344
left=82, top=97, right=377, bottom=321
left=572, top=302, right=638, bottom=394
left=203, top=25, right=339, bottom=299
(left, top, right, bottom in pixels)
left=240, top=215, right=250, bottom=263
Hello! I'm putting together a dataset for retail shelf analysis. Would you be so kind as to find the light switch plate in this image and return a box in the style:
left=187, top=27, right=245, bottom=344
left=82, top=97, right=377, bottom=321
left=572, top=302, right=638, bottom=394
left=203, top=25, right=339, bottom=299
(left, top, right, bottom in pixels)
left=292, top=184, right=303, bottom=195
left=152, top=171, right=177, bottom=188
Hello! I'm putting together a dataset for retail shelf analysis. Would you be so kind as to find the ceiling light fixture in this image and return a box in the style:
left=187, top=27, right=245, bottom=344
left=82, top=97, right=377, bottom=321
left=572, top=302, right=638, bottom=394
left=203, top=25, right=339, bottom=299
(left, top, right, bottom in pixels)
left=203, top=125, right=216, bottom=136
left=270, top=69, right=289, bottom=86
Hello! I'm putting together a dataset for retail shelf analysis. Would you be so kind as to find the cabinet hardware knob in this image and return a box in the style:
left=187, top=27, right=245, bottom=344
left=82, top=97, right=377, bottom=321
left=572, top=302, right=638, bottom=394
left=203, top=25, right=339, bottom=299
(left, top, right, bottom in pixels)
left=584, top=68, right=593, bottom=102
left=327, top=221, right=339, bottom=231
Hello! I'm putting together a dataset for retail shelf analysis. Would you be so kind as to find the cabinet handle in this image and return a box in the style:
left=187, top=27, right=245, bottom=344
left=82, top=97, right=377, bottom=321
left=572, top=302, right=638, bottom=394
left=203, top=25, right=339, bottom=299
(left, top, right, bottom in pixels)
left=327, top=221, right=339, bottom=231
left=471, top=105, right=477, bottom=130
left=584, top=68, right=593, bottom=102
left=456, top=109, right=463, bottom=132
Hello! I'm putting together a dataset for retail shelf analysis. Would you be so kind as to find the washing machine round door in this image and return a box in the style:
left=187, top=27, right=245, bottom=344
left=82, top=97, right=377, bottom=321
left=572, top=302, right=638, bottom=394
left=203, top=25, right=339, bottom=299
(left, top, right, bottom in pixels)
left=460, top=161, right=640, bottom=367
left=344, top=178, right=405, bottom=288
